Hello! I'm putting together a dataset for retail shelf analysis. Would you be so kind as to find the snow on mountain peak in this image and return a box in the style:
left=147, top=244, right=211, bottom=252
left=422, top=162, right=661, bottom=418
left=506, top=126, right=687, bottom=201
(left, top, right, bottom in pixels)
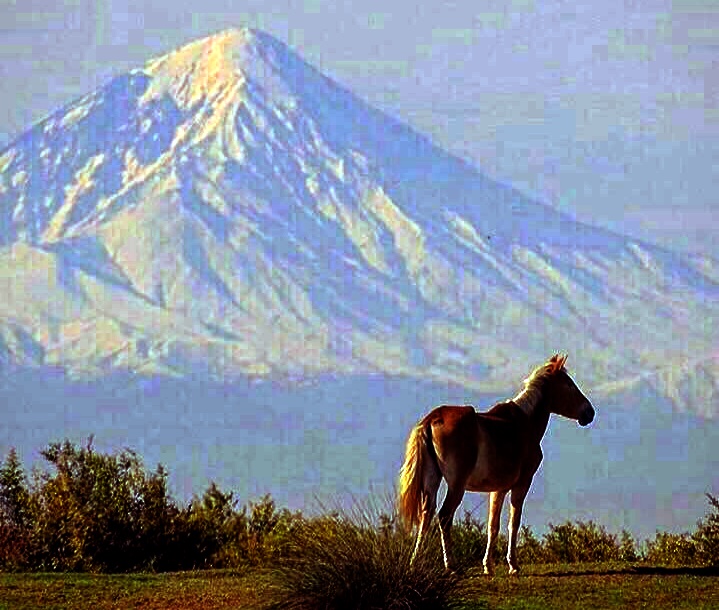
left=142, top=28, right=255, bottom=109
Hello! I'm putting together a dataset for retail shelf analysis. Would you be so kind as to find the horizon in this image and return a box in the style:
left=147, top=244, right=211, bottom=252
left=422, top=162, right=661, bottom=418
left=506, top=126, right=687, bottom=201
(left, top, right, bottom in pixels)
left=3, top=364, right=718, bottom=540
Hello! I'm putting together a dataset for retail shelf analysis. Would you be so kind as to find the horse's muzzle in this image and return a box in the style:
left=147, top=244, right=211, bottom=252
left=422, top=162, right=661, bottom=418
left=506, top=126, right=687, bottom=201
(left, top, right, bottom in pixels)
left=578, top=402, right=595, bottom=427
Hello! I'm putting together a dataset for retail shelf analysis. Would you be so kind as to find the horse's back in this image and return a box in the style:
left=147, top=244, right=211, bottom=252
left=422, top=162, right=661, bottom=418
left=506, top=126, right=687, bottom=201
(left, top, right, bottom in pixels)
left=422, top=404, right=476, bottom=426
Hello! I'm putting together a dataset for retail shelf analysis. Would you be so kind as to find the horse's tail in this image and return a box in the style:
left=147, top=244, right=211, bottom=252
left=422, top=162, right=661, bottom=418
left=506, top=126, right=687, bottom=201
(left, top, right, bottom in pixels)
left=398, top=414, right=439, bottom=530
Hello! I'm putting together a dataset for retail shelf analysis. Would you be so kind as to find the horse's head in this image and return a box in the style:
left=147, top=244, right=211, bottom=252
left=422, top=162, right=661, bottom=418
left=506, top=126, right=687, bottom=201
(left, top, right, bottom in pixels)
left=541, top=354, right=595, bottom=426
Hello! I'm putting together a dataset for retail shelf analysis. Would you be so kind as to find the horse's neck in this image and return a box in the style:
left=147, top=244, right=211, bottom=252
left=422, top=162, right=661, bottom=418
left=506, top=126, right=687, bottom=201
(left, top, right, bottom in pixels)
left=512, top=386, right=551, bottom=441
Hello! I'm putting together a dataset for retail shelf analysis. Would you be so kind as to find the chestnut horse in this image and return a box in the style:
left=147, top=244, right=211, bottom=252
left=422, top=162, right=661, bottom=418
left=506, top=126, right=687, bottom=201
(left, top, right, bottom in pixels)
left=399, top=354, right=595, bottom=575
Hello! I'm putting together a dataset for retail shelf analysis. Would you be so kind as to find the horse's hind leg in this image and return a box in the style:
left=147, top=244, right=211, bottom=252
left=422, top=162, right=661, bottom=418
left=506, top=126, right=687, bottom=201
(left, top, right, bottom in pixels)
left=410, top=465, right=441, bottom=566
left=437, top=485, right=465, bottom=571
left=483, top=490, right=507, bottom=576
left=410, top=492, right=436, bottom=565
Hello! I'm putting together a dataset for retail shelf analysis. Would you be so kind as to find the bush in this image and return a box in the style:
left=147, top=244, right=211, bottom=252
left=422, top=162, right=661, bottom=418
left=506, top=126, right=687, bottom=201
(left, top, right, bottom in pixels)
left=246, top=494, right=304, bottom=565
left=449, top=511, right=488, bottom=569
left=542, top=520, right=620, bottom=563
left=517, top=525, right=547, bottom=565
left=198, top=492, right=304, bottom=568
left=0, top=448, right=31, bottom=529
left=0, top=441, right=308, bottom=572
left=27, top=439, right=179, bottom=571
left=447, top=510, right=510, bottom=570
left=642, top=494, right=719, bottom=567
left=164, top=482, right=238, bottom=570
left=693, top=493, right=719, bottom=566
left=618, top=529, right=639, bottom=562
left=644, top=531, right=697, bottom=566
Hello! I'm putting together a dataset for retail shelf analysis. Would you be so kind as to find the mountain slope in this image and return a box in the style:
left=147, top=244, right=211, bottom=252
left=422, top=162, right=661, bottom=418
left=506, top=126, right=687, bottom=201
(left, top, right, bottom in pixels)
left=0, top=28, right=716, bottom=414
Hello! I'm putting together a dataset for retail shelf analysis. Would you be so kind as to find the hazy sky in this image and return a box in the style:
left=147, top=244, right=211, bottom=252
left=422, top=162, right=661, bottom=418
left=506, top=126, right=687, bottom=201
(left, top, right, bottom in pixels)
left=1, top=0, right=717, bottom=256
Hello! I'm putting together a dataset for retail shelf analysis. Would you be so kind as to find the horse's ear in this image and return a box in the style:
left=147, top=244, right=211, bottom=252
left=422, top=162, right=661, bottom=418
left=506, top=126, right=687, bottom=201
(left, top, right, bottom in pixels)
left=548, top=353, right=567, bottom=373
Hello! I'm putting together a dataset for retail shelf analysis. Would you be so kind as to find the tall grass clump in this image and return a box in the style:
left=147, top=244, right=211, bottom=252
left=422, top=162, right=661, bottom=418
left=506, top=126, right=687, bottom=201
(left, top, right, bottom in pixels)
left=265, top=498, right=460, bottom=610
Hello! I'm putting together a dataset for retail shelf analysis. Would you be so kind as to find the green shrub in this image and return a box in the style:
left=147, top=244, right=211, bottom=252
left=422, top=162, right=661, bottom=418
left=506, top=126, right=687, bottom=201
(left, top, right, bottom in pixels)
left=693, top=493, right=719, bottom=566
left=243, top=494, right=302, bottom=565
left=644, top=531, right=697, bottom=565
left=130, top=463, right=179, bottom=571
left=618, top=529, right=639, bottom=562
left=203, top=492, right=304, bottom=568
left=27, top=439, right=178, bottom=571
left=0, top=441, right=309, bottom=572
left=517, top=525, right=547, bottom=565
left=641, top=494, right=719, bottom=566
left=542, top=520, right=620, bottom=563
left=448, top=510, right=509, bottom=570
left=449, top=511, right=488, bottom=569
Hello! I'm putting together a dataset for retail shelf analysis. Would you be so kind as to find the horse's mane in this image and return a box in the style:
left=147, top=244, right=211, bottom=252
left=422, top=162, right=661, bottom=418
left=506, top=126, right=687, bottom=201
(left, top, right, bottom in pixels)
left=512, top=354, right=567, bottom=414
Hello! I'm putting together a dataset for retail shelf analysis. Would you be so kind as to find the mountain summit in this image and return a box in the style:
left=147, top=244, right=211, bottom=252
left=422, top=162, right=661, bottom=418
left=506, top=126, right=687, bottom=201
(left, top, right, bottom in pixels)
left=0, top=28, right=716, bottom=414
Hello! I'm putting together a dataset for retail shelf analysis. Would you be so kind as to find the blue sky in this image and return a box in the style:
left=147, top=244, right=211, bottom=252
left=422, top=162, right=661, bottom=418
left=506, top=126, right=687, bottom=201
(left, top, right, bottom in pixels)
left=1, top=0, right=717, bottom=256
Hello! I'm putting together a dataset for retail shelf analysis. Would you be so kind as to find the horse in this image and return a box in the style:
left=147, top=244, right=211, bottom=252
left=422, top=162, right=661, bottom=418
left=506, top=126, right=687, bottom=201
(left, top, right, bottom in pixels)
left=398, top=354, right=595, bottom=575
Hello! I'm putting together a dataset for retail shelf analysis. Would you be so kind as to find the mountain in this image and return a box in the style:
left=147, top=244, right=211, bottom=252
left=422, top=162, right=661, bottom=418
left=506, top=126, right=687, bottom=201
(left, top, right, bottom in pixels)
left=0, top=28, right=717, bottom=535
left=0, top=27, right=715, bottom=407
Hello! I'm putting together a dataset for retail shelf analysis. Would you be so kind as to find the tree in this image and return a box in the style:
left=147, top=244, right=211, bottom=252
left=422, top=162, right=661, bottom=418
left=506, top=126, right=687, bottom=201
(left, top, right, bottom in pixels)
left=0, top=448, right=32, bottom=568
left=31, top=438, right=180, bottom=571
left=0, top=448, right=30, bottom=528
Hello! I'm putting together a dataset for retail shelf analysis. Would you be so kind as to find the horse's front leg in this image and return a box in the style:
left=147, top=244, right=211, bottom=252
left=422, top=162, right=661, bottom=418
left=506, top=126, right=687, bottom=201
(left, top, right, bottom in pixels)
left=506, top=483, right=530, bottom=575
left=483, top=490, right=506, bottom=576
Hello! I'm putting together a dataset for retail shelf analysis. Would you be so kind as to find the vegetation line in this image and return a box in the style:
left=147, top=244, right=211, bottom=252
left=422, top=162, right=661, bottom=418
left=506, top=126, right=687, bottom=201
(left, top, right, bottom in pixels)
left=0, top=439, right=717, bottom=581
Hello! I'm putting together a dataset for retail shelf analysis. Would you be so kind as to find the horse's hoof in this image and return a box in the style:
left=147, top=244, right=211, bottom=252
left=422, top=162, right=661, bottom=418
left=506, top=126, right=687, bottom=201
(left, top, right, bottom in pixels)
left=508, top=567, right=520, bottom=576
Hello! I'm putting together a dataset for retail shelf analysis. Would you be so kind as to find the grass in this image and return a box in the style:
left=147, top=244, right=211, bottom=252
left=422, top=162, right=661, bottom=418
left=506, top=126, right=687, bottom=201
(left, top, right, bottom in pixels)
left=0, top=569, right=270, bottom=610
left=455, top=563, right=719, bottom=610
left=1, top=564, right=718, bottom=610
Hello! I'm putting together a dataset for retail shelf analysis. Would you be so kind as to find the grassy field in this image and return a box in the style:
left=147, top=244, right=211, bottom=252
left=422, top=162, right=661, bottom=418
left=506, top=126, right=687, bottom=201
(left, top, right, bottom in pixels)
left=1, top=564, right=718, bottom=610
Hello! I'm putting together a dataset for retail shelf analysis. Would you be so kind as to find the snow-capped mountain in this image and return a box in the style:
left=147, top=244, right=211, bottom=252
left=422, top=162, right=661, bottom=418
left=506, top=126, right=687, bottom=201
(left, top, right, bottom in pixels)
left=0, top=27, right=716, bottom=415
